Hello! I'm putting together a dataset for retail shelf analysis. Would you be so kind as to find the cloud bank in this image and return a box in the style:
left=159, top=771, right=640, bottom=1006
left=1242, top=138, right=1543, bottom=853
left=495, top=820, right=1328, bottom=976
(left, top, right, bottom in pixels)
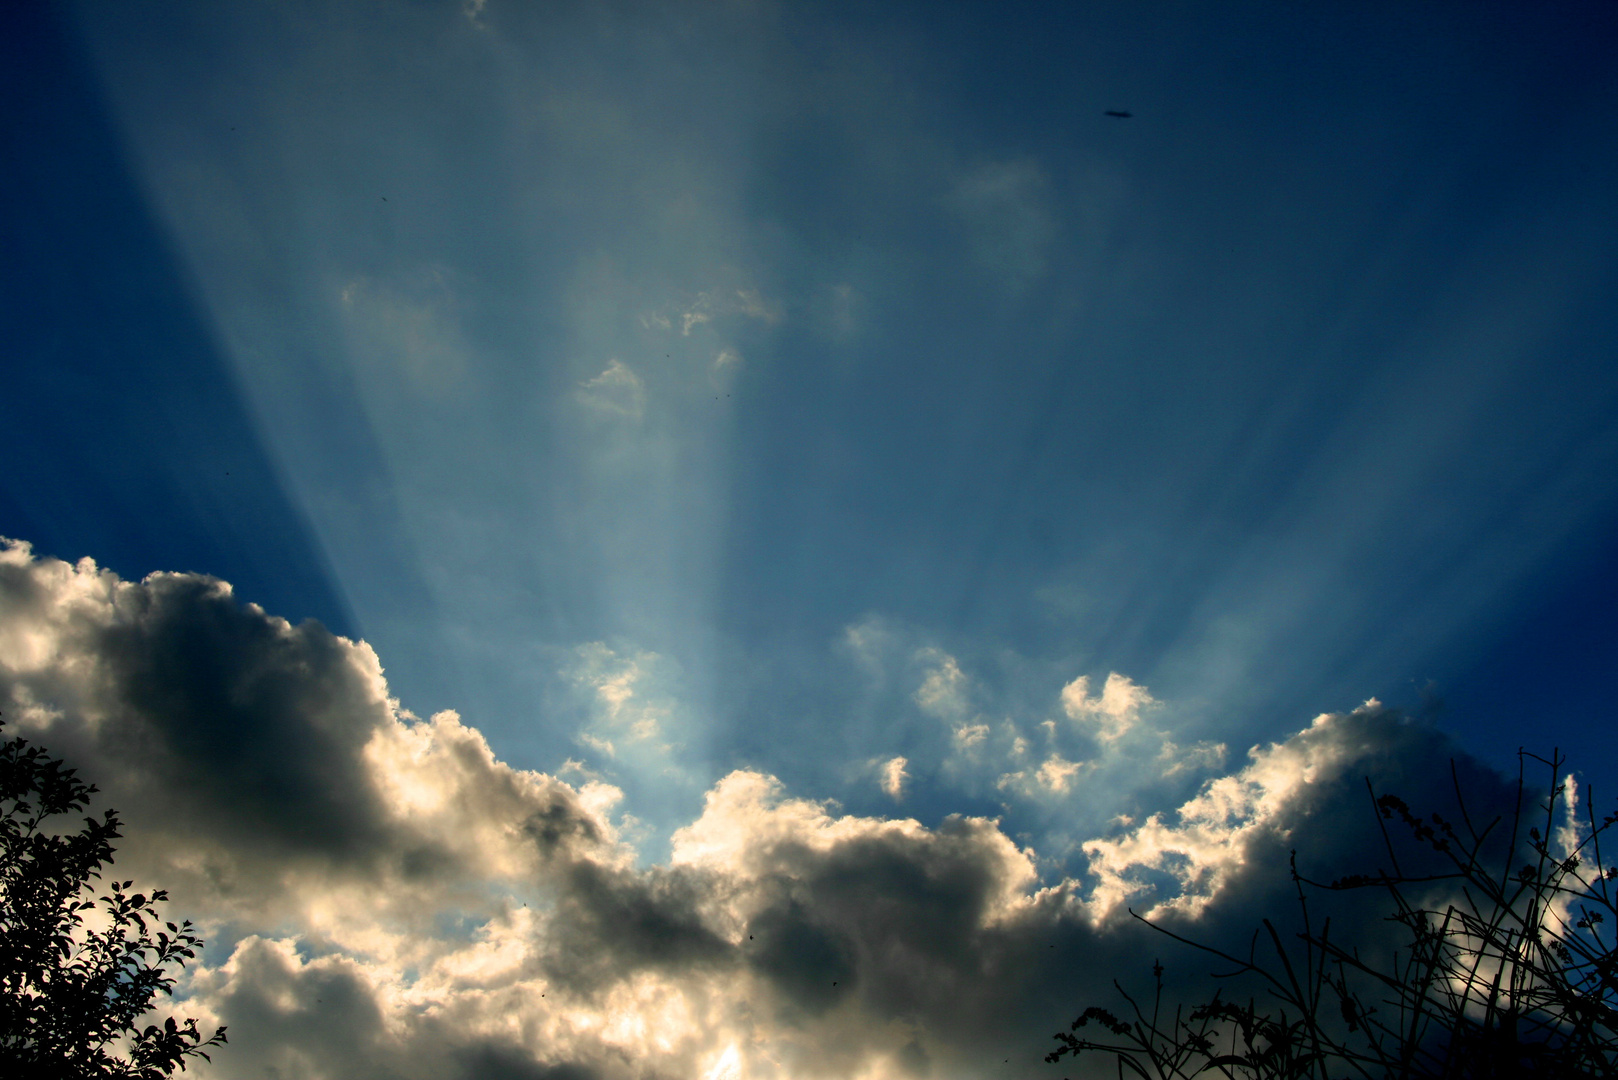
left=0, top=540, right=1530, bottom=1079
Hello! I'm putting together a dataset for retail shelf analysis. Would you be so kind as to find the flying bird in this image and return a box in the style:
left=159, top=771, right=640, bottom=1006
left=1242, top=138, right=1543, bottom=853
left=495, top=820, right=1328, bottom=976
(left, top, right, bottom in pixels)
left=1104, top=110, right=1133, bottom=118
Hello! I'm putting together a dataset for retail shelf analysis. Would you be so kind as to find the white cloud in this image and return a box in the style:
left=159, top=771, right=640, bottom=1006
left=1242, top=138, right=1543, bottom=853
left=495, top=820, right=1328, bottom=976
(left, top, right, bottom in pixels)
left=1157, top=736, right=1229, bottom=779
left=952, top=721, right=989, bottom=751
left=840, top=614, right=900, bottom=678
left=998, top=753, right=1083, bottom=799
left=668, top=769, right=1038, bottom=926
left=1081, top=702, right=1399, bottom=920
left=564, top=642, right=689, bottom=780
left=710, top=348, right=743, bottom=391
left=879, top=756, right=908, bottom=800
left=894, top=647, right=1224, bottom=820
left=643, top=287, right=783, bottom=342
left=1061, top=672, right=1154, bottom=743
left=913, top=649, right=970, bottom=722
left=1556, top=771, right=1582, bottom=859
left=577, top=359, right=647, bottom=420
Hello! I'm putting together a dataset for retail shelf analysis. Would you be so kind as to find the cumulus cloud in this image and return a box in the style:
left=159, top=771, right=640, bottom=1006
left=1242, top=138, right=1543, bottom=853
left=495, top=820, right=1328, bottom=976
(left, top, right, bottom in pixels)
left=0, top=541, right=615, bottom=933
left=998, top=753, right=1082, bottom=798
left=1060, top=672, right=1153, bottom=744
left=839, top=615, right=900, bottom=680
left=881, top=639, right=1225, bottom=825
left=1083, top=704, right=1377, bottom=919
left=0, top=539, right=1535, bottom=1079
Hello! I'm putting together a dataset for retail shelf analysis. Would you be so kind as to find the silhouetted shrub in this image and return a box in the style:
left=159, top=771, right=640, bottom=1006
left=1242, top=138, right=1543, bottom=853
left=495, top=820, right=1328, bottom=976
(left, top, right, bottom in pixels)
left=1050, top=750, right=1618, bottom=1078
left=1, top=720, right=225, bottom=1077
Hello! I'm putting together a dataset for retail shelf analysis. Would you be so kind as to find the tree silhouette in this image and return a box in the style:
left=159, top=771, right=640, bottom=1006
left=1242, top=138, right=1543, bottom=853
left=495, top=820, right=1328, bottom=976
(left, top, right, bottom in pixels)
left=1, top=720, right=225, bottom=1077
left=1050, top=750, right=1618, bottom=1078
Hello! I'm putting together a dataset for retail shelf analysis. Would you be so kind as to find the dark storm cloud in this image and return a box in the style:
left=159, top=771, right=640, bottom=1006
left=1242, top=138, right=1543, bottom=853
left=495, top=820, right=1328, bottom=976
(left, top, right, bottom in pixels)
left=198, top=937, right=600, bottom=1080
left=89, top=573, right=392, bottom=859
left=0, top=548, right=384, bottom=856
left=0, top=540, right=614, bottom=921
left=543, top=861, right=733, bottom=990
left=741, top=815, right=1032, bottom=1019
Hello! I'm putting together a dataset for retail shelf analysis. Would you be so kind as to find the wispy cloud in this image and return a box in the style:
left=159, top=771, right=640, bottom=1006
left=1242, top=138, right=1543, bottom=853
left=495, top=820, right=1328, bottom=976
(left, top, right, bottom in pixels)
left=567, top=641, right=677, bottom=756
left=338, top=269, right=477, bottom=395
left=879, top=755, right=908, bottom=800
left=943, top=159, right=1057, bottom=293
left=640, top=287, right=783, bottom=340
left=913, top=648, right=972, bottom=723
left=577, top=359, right=647, bottom=420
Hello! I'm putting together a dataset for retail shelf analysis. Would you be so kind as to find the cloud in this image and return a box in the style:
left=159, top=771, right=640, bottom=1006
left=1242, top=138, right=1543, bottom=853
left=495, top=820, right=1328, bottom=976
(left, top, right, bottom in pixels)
left=997, top=668, right=1226, bottom=817
left=641, top=288, right=783, bottom=341
left=951, top=721, right=989, bottom=751
left=733, top=289, right=782, bottom=325
left=879, top=756, right=908, bottom=800
left=912, top=649, right=970, bottom=724
left=0, top=540, right=1537, bottom=1079
left=706, top=348, right=744, bottom=394
left=338, top=270, right=476, bottom=394
left=1078, top=699, right=1525, bottom=923
left=569, top=642, right=668, bottom=750
left=839, top=615, right=900, bottom=680
left=559, top=643, right=700, bottom=826
left=577, top=360, right=646, bottom=420
left=943, top=159, right=1057, bottom=293
left=0, top=541, right=616, bottom=932
left=1060, top=672, right=1153, bottom=744
left=871, top=637, right=1225, bottom=827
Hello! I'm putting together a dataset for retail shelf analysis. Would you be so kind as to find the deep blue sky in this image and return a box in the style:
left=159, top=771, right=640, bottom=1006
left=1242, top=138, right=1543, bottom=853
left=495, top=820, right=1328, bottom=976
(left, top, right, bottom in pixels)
left=5, top=0, right=1617, bottom=843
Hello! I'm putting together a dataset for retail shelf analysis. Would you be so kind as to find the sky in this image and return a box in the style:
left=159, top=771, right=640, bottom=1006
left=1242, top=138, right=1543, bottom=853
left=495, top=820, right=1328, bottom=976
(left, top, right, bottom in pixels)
left=2, top=1, right=1617, bottom=1077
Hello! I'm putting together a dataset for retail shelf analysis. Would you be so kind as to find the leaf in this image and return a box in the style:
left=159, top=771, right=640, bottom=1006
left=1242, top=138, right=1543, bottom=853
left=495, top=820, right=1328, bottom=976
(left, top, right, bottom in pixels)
left=0, top=721, right=226, bottom=1076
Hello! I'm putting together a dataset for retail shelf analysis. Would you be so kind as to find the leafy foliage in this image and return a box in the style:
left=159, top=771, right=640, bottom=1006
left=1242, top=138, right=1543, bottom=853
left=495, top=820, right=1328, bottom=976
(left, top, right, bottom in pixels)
left=1050, top=750, right=1618, bottom=1078
left=1, top=721, right=225, bottom=1077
